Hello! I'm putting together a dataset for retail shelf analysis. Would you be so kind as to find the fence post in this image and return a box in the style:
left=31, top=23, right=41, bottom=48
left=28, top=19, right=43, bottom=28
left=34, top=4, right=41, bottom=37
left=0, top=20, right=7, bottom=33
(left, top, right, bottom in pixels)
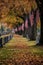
left=0, top=38, right=3, bottom=47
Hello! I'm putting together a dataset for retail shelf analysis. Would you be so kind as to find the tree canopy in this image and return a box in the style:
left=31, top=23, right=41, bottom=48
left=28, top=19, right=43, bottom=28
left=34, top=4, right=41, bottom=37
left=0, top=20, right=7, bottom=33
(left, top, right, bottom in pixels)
left=0, top=0, right=37, bottom=27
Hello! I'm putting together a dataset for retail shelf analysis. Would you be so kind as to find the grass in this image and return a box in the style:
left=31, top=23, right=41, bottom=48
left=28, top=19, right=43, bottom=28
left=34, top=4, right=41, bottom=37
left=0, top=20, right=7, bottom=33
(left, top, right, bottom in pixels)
left=0, top=34, right=43, bottom=59
left=0, top=34, right=43, bottom=65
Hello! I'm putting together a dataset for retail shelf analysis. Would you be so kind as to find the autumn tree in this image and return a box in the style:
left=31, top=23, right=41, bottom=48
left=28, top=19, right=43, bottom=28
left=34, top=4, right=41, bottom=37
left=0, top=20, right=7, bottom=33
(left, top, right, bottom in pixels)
left=12, top=0, right=37, bottom=39
left=0, top=0, right=40, bottom=41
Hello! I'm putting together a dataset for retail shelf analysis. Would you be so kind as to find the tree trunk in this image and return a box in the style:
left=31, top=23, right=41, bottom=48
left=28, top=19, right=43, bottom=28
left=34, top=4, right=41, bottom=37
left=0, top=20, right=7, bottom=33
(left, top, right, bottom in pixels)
left=36, top=0, right=43, bottom=45
left=24, top=14, right=31, bottom=39
left=29, top=10, right=37, bottom=40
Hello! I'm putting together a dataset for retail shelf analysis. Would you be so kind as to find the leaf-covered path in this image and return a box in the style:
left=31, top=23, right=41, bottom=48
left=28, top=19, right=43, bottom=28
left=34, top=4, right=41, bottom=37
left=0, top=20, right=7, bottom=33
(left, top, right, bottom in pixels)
left=5, top=34, right=36, bottom=48
left=0, top=34, right=43, bottom=65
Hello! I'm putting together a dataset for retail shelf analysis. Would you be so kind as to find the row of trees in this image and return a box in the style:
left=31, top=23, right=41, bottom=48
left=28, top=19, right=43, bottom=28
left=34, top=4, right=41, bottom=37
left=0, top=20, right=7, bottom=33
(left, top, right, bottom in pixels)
left=15, top=0, right=43, bottom=45
left=0, top=0, right=43, bottom=45
left=14, top=8, right=40, bottom=41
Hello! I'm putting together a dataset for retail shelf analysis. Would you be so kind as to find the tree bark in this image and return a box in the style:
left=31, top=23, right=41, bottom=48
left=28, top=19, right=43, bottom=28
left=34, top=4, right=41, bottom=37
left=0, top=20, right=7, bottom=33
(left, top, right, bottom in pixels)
left=36, top=0, right=43, bottom=45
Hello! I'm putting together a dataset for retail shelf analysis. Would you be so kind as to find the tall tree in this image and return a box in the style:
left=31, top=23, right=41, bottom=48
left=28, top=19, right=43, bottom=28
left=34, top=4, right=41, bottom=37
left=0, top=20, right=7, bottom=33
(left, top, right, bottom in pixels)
left=0, top=0, right=38, bottom=40
left=13, top=0, right=37, bottom=38
left=35, top=0, right=43, bottom=45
